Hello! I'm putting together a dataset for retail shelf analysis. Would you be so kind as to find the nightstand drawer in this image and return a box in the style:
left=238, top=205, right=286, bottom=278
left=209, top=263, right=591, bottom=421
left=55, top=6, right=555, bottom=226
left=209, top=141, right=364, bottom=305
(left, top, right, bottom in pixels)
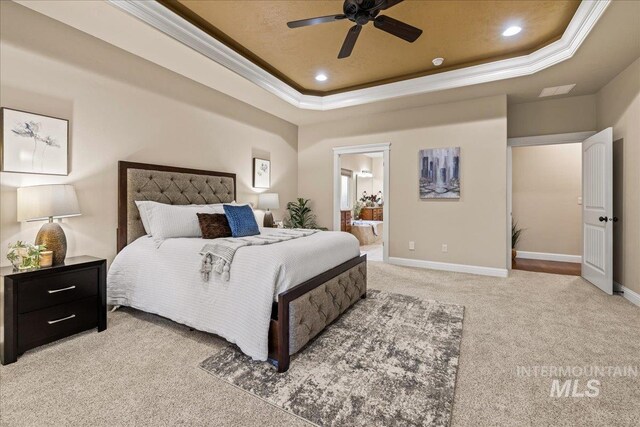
left=18, top=268, right=98, bottom=313
left=17, top=296, right=97, bottom=353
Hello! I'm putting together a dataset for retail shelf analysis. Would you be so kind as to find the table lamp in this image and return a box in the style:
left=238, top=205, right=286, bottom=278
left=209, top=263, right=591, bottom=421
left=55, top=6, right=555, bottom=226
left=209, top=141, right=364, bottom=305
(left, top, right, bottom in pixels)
left=258, top=193, right=279, bottom=227
left=17, top=184, right=81, bottom=265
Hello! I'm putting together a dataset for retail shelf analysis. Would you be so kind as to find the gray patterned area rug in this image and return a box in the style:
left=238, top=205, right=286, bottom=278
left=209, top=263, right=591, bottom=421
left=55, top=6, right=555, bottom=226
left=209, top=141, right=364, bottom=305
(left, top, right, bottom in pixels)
left=200, top=290, right=464, bottom=427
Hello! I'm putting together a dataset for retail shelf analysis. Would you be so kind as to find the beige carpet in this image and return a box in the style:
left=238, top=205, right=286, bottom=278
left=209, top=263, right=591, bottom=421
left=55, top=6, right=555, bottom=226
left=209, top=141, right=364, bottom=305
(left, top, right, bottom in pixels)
left=1, top=262, right=639, bottom=426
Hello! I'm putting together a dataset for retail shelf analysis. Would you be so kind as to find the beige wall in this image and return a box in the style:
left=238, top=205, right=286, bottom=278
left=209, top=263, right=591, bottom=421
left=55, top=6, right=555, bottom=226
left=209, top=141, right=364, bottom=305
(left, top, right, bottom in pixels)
left=596, top=57, right=640, bottom=295
left=0, top=2, right=298, bottom=266
left=512, top=144, right=582, bottom=256
left=508, top=95, right=597, bottom=138
left=299, top=95, right=508, bottom=270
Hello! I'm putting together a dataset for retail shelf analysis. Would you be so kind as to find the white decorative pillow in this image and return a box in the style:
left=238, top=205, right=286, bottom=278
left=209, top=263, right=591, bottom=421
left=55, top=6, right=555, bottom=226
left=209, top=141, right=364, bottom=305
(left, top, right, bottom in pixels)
left=136, top=201, right=224, bottom=242
left=135, top=201, right=154, bottom=235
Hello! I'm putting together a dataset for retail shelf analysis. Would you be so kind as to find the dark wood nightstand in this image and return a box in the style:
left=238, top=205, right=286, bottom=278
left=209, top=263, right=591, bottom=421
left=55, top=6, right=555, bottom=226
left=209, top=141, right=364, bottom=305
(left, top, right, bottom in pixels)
left=0, top=256, right=106, bottom=365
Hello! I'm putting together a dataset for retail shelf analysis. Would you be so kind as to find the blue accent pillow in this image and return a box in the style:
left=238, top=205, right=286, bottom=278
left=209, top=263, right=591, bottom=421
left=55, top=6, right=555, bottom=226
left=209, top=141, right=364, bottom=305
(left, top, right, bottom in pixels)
left=223, top=204, right=260, bottom=237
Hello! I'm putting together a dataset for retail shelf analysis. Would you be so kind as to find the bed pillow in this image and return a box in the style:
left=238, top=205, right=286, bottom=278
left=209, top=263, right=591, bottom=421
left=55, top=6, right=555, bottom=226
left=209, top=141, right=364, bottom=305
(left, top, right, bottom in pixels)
left=197, top=213, right=232, bottom=239
left=143, top=202, right=225, bottom=243
left=135, top=201, right=224, bottom=237
left=223, top=204, right=260, bottom=237
left=135, top=200, right=153, bottom=234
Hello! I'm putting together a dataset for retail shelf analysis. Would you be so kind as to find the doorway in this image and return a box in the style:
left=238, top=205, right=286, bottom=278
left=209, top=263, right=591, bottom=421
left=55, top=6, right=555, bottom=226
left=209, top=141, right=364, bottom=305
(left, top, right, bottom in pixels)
left=333, top=143, right=390, bottom=263
left=510, top=142, right=583, bottom=276
left=507, top=129, right=615, bottom=295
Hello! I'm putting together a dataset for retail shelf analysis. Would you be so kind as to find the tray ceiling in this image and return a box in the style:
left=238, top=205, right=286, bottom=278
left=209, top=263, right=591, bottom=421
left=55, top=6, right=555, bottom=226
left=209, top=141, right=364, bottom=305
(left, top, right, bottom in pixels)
left=158, top=0, right=581, bottom=95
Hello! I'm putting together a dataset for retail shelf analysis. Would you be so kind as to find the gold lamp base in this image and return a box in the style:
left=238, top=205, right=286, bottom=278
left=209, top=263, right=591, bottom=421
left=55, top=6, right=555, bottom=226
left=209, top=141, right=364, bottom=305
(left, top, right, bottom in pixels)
left=35, top=222, right=67, bottom=265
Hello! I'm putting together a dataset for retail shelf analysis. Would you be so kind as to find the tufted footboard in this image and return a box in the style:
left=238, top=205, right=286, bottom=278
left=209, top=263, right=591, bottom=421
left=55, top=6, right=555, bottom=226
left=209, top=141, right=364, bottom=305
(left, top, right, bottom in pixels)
left=269, top=254, right=367, bottom=372
left=288, top=261, right=367, bottom=354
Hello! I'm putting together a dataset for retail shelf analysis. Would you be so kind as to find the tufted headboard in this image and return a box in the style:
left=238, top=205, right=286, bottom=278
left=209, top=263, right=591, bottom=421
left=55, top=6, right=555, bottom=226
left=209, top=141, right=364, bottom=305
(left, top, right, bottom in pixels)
left=117, top=161, right=236, bottom=252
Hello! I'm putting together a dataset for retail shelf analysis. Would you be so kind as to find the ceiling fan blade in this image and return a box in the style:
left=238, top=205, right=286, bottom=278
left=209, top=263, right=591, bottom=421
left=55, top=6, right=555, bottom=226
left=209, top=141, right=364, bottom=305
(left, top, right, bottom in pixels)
left=338, top=25, right=362, bottom=59
left=373, top=15, right=422, bottom=42
left=377, top=0, right=405, bottom=10
left=287, top=14, right=346, bottom=28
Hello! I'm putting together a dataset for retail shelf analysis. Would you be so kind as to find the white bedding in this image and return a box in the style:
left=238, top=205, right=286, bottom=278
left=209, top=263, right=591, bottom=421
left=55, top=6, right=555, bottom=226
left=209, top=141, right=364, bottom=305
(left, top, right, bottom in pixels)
left=107, top=228, right=360, bottom=361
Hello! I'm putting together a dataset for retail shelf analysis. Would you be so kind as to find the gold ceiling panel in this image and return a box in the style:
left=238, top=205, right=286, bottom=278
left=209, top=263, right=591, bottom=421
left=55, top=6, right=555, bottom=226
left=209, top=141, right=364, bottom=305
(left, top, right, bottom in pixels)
left=159, top=0, right=581, bottom=95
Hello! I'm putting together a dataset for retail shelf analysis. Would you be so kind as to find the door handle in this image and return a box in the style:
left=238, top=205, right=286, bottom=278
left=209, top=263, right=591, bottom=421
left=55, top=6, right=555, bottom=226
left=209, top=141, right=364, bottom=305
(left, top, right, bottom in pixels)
left=599, top=216, right=608, bottom=222
left=610, top=217, right=618, bottom=222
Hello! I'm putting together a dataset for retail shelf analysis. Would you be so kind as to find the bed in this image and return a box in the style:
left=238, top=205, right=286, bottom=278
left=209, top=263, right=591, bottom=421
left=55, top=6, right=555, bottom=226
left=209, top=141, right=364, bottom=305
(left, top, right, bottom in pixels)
left=108, top=161, right=367, bottom=372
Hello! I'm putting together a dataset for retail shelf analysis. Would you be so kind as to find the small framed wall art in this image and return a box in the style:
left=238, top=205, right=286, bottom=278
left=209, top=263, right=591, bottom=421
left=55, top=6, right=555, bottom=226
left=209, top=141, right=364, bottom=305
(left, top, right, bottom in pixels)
left=253, top=158, right=271, bottom=188
left=1, top=107, right=69, bottom=176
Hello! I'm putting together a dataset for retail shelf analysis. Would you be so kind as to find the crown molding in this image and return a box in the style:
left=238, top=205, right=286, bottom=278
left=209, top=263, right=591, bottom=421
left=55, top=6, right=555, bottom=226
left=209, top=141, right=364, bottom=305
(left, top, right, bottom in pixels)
left=108, top=0, right=610, bottom=111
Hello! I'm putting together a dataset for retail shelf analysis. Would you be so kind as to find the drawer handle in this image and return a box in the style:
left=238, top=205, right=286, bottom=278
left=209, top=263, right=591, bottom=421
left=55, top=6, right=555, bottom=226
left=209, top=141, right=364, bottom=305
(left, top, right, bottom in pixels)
left=47, top=314, right=76, bottom=325
left=48, top=285, right=76, bottom=294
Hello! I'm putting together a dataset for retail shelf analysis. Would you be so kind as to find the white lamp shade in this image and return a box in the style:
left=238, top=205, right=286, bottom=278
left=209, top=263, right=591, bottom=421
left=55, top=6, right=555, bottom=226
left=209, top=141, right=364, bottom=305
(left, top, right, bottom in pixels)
left=258, top=193, right=280, bottom=210
left=17, top=184, right=81, bottom=222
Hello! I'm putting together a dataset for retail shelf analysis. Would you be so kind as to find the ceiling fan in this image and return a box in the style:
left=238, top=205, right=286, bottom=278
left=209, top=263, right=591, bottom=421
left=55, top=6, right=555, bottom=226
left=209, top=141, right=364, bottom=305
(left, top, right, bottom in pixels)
left=287, top=0, right=423, bottom=59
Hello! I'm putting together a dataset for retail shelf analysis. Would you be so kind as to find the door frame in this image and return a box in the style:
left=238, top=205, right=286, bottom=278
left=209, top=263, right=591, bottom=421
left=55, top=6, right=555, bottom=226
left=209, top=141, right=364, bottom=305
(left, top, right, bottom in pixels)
left=333, top=143, right=391, bottom=263
left=506, top=131, right=596, bottom=271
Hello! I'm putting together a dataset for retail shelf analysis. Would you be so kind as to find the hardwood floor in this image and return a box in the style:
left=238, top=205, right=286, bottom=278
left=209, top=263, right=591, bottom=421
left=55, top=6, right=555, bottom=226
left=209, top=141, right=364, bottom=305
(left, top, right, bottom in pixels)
left=512, top=258, right=581, bottom=276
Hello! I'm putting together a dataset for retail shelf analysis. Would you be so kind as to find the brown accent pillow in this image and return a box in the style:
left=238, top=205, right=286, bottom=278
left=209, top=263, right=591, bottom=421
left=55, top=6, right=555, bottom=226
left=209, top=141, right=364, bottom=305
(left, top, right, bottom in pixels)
left=197, top=213, right=232, bottom=239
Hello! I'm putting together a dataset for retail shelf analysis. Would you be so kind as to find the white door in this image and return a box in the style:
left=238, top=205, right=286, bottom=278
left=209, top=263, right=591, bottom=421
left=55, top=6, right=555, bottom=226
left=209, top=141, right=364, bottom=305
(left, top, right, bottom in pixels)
left=507, top=146, right=513, bottom=271
left=582, top=128, right=613, bottom=294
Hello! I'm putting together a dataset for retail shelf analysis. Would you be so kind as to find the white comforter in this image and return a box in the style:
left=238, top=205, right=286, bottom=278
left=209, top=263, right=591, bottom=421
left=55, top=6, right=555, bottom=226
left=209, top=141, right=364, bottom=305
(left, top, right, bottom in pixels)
left=107, top=228, right=360, bottom=361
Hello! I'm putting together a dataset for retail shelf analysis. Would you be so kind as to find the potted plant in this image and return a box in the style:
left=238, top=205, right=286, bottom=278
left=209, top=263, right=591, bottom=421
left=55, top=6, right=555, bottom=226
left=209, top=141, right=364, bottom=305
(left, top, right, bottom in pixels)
left=7, top=241, right=46, bottom=270
left=360, top=191, right=381, bottom=207
left=512, top=221, right=524, bottom=260
left=353, top=201, right=364, bottom=220
left=283, top=198, right=327, bottom=230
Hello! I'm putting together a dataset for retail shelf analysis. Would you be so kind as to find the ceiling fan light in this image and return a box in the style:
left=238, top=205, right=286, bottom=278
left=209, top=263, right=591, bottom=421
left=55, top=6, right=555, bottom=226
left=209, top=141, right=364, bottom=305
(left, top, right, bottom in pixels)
left=315, top=73, right=328, bottom=82
left=502, top=26, right=522, bottom=37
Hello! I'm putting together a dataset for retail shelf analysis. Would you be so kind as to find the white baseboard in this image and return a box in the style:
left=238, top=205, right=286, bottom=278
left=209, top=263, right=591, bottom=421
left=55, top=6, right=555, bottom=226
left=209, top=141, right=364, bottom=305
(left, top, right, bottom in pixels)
left=614, top=281, right=640, bottom=307
left=388, top=257, right=508, bottom=278
left=516, top=251, right=582, bottom=263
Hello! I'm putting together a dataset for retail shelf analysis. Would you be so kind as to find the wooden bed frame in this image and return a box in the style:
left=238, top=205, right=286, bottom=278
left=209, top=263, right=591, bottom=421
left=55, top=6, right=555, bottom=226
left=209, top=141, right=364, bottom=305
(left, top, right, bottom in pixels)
left=116, top=161, right=367, bottom=372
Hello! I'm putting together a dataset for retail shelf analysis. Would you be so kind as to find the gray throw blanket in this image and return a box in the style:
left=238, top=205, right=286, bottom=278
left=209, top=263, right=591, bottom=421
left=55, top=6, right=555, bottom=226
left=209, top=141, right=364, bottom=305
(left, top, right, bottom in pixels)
left=200, top=229, right=319, bottom=281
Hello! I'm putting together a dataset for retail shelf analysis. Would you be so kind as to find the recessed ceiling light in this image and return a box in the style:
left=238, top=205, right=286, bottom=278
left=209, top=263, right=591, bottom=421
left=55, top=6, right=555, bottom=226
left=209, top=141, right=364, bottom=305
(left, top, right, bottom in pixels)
left=315, top=73, right=328, bottom=82
left=432, top=57, right=444, bottom=66
left=502, top=26, right=522, bottom=37
left=539, top=84, right=576, bottom=97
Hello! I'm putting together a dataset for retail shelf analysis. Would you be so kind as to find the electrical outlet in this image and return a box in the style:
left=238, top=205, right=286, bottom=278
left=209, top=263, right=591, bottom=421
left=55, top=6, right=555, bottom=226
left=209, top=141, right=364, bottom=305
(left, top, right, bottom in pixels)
left=409, top=241, right=415, bottom=251
left=442, top=244, right=448, bottom=253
